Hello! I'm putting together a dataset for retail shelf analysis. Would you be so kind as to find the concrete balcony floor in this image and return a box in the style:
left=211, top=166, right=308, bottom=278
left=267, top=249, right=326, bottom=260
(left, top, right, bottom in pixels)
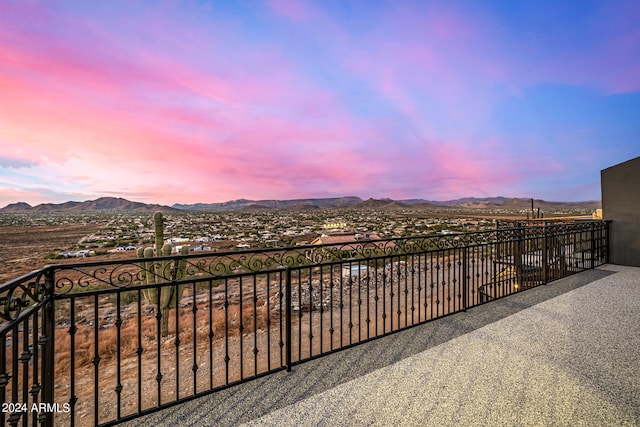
left=123, top=264, right=640, bottom=426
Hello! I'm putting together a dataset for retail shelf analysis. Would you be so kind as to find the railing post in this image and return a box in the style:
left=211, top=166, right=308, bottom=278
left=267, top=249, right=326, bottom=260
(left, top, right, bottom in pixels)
left=285, top=268, right=292, bottom=373
left=514, top=223, right=524, bottom=291
left=605, top=221, right=610, bottom=264
left=542, top=225, right=548, bottom=285
left=39, top=269, right=55, bottom=427
left=462, top=247, right=468, bottom=312
left=590, top=222, right=596, bottom=269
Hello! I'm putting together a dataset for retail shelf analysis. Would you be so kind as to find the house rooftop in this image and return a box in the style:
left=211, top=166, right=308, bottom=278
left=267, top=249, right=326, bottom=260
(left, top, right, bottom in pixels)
left=122, top=264, right=640, bottom=426
left=311, top=233, right=382, bottom=245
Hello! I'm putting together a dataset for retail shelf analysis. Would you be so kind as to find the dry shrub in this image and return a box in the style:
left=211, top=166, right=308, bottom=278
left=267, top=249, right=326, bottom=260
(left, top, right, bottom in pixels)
left=169, top=303, right=270, bottom=340
left=54, top=325, right=114, bottom=374
left=49, top=298, right=273, bottom=377
left=53, top=314, right=157, bottom=375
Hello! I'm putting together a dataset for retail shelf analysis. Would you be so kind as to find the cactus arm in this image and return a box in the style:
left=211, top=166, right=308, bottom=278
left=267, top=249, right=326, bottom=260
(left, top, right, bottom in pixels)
left=154, top=211, right=164, bottom=254
left=137, top=247, right=148, bottom=300
left=149, top=210, right=165, bottom=306
left=136, top=247, right=145, bottom=280
left=169, top=245, right=190, bottom=309
left=176, top=245, right=189, bottom=280
left=143, top=247, right=158, bottom=303
left=159, top=243, right=174, bottom=310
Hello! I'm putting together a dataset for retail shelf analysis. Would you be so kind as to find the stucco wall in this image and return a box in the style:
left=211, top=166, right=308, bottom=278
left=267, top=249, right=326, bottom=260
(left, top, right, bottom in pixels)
left=601, top=156, right=640, bottom=267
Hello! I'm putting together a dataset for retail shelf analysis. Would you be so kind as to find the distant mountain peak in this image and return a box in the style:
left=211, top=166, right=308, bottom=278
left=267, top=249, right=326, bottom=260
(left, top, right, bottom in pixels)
left=0, top=202, right=32, bottom=212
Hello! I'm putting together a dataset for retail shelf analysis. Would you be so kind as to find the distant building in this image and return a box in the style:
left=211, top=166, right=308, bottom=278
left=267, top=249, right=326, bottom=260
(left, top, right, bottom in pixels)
left=116, top=244, right=136, bottom=251
left=342, top=265, right=370, bottom=278
left=322, top=222, right=348, bottom=230
left=61, top=250, right=93, bottom=258
left=310, top=233, right=389, bottom=258
left=311, top=233, right=382, bottom=246
left=174, top=242, right=213, bottom=253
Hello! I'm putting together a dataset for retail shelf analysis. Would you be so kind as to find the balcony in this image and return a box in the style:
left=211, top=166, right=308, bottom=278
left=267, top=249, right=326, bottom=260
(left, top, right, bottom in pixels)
left=122, top=264, right=640, bottom=426
left=3, top=221, right=631, bottom=426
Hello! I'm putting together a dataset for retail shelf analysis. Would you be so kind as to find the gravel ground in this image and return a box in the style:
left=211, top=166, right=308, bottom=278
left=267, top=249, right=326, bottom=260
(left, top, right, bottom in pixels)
left=121, top=265, right=639, bottom=427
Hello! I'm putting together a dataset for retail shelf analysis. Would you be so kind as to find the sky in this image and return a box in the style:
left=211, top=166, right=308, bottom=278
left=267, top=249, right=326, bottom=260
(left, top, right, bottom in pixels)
left=1, top=0, right=639, bottom=207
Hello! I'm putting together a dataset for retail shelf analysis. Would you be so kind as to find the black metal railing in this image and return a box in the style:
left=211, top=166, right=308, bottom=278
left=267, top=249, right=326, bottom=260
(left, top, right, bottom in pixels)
left=0, top=221, right=609, bottom=426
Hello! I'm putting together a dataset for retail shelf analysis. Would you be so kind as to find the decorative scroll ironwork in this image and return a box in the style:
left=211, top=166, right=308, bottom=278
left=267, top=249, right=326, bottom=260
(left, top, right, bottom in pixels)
left=0, top=271, right=48, bottom=323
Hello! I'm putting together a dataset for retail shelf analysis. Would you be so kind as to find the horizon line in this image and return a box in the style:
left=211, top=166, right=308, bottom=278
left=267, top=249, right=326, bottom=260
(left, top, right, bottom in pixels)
left=2, top=194, right=603, bottom=209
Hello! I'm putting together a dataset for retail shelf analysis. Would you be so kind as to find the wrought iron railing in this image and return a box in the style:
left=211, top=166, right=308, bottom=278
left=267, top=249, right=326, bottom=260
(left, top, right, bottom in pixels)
left=0, top=221, right=609, bottom=426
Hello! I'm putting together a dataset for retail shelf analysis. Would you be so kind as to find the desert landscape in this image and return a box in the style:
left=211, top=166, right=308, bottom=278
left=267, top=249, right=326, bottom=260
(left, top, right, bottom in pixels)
left=0, top=199, right=599, bottom=426
left=0, top=195, right=598, bottom=283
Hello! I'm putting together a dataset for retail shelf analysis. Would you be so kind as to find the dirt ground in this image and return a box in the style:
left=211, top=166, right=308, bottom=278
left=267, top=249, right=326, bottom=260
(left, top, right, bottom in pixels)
left=0, top=224, right=130, bottom=283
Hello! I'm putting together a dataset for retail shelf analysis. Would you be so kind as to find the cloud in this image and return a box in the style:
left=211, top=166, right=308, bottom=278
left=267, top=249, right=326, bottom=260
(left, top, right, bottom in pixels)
left=0, top=155, right=38, bottom=169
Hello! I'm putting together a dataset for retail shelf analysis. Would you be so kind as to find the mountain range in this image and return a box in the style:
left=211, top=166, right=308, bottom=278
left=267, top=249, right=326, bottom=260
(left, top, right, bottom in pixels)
left=0, top=196, right=601, bottom=213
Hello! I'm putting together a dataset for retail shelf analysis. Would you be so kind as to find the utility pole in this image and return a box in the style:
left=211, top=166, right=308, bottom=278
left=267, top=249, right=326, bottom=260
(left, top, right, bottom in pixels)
left=531, top=198, right=535, bottom=219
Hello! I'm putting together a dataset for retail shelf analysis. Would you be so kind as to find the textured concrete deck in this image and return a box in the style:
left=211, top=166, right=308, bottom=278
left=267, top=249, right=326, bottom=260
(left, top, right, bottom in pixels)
left=123, top=265, right=640, bottom=426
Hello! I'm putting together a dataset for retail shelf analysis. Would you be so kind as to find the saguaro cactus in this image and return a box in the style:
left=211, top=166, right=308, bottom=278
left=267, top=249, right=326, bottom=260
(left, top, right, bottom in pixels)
left=137, top=211, right=189, bottom=337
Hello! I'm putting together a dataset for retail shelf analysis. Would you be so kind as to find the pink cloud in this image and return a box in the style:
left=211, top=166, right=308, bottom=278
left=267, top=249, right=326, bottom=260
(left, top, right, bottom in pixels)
left=0, top=21, right=383, bottom=203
